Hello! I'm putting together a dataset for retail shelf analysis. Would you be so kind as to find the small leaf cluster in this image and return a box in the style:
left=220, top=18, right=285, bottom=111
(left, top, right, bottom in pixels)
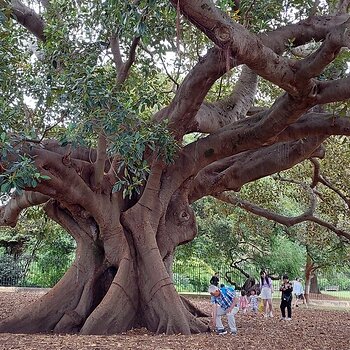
left=110, top=120, right=180, bottom=198
left=0, top=154, right=50, bottom=195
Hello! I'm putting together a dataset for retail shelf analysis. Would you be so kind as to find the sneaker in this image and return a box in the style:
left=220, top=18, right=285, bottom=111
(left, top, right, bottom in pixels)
left=216, top=329, right=227, bottom=335
left=280, top=317, right=286, bottom=321
left=286, top=318, right=292, bottom=321
left=230, top=330, right=237, bottom=335
left=269, top=312, right=274, bottom=318
left=263, top=313, right=269, bottom=318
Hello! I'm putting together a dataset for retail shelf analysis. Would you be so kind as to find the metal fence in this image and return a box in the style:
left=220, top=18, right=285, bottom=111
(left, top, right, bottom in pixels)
left=0, top=254, right=72, bottom=288
left=172, top=259, right=350, bottom=301
left=1, top=254, right=350, bottom=300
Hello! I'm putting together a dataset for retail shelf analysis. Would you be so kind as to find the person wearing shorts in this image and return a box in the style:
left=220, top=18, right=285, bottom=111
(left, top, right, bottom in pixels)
left=260, top=270, right=274, bottom=317
left=292, top=278, right=307, bottom=307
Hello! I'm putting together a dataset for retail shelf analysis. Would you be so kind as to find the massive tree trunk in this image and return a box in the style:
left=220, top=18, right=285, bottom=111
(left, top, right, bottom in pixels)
left=0, top=176, right=209, bottom=335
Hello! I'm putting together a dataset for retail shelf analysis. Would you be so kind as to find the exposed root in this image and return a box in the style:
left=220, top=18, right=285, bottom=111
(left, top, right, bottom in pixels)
left=0, top=265, right=86, bottom=333
left=180, top=295, right=210, bottom=317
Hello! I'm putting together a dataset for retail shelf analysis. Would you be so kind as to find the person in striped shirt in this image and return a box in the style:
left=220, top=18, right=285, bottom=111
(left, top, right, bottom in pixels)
left=208, top=284, right=239, bottom=335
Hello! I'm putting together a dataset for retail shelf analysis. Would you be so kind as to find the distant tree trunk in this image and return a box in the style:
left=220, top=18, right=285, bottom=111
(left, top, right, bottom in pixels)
left=310, top=273, right=321, bottom=294
left=304, top=254, right=314, bottom=302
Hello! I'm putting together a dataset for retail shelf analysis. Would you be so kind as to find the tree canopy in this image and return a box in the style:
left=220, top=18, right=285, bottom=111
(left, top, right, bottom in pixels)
left=1, top=0, right=350, bottom=335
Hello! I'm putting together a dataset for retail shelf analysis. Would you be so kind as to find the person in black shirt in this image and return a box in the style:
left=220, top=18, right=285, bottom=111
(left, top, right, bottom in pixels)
left=210, top=272, right=220, bottom=286
left=279, top=274, right=293, bottom=320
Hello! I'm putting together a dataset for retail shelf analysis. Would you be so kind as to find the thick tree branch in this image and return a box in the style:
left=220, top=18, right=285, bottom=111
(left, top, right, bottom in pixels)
left=310, top=157, right=322, bottom=188
left=156, top=10, right=349, bottom=138
left=44, top=200, right=96, bottom=242
left=259, top=15, right=350, bottom=54
left=216, top=65, right=257, bottom=121
left=170, top=0, right=319, bottom=95
left=295, top=21, right=350, bottom=82
left=317, top=77, right=350, bottom=104
left=189, top=137, right=325, bottom=202
left=18, top=147, right=105, bottom=220
left=174, top=110, right=350, bottom=208
left=43, top=140, right=99, bottom=163
left=0, top=192, right=49, bottom=227
left=110, top=35, right=123, bottom=72
left=276, top=113, right=350, bottom=141
left=154, top=47, right=237, bottom=138
left=183, top=91, right=317, bottom=177
left=8, top=0, right=46, bottom=41
left=162, top=11, right=348, bottom=138
left=189, top=65, right=258, bottom=133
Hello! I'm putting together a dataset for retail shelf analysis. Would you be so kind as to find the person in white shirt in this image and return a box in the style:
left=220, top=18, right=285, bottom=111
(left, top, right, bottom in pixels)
left=259, top=270, right=274, bottom=317
left=292, top=278, right=307, bottom=307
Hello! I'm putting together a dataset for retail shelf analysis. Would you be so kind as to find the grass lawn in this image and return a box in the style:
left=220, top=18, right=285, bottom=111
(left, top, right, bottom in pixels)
left=321, top=290, right=350, bottom=299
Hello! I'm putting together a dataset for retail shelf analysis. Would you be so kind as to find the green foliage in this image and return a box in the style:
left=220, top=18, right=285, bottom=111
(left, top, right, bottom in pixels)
left=0, top=207, right=76, bottom=287
left=26, top=234, right=75, bottom=287
left=318, top=275, right=350, bottom=291
left=0, top=0, right=183, bottom=196
left=0, top=154, right=50, bottom=195
left=0, top=254, right=26, bottom=286
left=177, top=196, right=306, bottom=283
left=263, top=233, right=306, bottom=278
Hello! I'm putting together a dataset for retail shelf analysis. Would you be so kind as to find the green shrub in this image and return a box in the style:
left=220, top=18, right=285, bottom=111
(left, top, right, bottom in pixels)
left=0, top=254, right=26, bottom=286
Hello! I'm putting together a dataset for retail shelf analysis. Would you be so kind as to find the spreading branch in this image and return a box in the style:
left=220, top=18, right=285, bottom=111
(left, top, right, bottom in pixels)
left=215, top=191, right=350, bottom=241
left=170, top=0, right=337, bottom=96
left=115, top=36, right=141, bottom=85
left=189, top=137, right=326, bottom=202
left=0, top=192, right=49, bottom=227
left=310, top=158, right=350, bottom=208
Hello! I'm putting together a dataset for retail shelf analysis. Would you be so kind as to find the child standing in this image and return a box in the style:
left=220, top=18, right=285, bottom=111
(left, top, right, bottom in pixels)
left=239, top=290, right=249, bottom=314
left=280, top=274, right=293, bottom=320
left=249, top=289, right=259, bottom=314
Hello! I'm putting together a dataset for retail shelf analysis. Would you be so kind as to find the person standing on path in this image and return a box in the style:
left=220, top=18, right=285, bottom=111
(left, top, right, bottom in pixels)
left=292, top=278, right=307, bottom=308
left=280, top=274, right=293, bottom=320
left=259, top=270, right=274, bottom=317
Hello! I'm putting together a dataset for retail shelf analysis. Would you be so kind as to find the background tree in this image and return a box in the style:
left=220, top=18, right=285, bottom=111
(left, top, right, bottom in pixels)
left=0, top=208, right=75, bottom=286
left=1, top=0, right=350, bottom=335
left=178, top=198, right=306, bottom=288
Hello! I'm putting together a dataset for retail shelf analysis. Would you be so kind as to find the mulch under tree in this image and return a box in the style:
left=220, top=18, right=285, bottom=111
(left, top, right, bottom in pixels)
left=0, top=291, right=349, bottom=350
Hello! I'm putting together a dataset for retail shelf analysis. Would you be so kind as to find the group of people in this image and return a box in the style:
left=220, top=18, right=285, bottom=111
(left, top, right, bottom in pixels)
left=208, top=271, right=307, bottom=335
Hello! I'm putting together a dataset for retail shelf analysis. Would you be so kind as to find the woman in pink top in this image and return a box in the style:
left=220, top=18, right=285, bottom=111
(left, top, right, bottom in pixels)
left=259, top=270, right=274, bottom=317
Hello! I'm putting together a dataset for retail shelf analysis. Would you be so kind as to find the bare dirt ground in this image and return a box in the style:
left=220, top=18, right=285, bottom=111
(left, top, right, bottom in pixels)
left=0, top=291, right=349, bottom=350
